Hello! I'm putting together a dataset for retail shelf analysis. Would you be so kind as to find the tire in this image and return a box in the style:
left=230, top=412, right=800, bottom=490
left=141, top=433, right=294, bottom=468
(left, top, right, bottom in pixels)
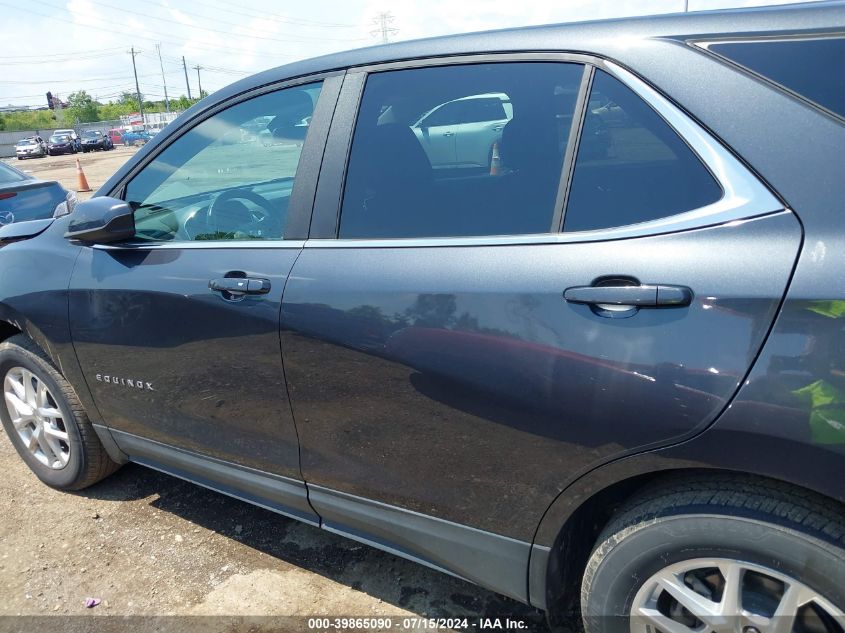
left=0, top=335, right=120, bottom=490
left=581, top=475, right=845, bottom=633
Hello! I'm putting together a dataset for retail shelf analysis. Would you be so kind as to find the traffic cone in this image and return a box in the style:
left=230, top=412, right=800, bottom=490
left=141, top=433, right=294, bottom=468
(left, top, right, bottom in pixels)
left=489, top=142, right=501, bottom=176
left=75, top=158, right=92, bottom=193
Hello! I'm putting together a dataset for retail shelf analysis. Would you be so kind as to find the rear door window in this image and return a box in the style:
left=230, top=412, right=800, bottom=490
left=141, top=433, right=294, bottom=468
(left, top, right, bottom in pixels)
left=338, top=62, right=583, bottom=239
left=563, top=69, right=723, bottom=233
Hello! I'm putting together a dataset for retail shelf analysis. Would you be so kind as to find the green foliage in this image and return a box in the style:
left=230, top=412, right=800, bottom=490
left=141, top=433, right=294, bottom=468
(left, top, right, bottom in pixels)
left=1, top=88, right=209, bottom=131
left=1, top=109, right=57, bottom=132
left=66, top=90, right=100, bottom=123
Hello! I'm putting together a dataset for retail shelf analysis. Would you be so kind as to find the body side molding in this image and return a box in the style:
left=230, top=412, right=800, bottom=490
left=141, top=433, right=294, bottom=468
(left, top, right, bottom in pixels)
left=308, top=484, right=531, bottom=603
left=110, top=429, right=319, bottom=526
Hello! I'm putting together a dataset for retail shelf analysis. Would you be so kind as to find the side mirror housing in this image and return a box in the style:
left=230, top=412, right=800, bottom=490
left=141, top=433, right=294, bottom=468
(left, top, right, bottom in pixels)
left=64, top=196, right=135, bottom=244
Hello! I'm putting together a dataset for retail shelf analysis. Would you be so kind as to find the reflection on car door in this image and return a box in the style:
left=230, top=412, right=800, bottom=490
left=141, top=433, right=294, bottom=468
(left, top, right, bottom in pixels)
left=280, top=61, right=801, bottom=553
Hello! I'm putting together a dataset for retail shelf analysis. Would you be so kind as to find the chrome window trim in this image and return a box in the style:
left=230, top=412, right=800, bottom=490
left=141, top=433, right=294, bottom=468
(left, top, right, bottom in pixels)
left=92, top=240, right=306, bottom=251
left=311, top=57, right=782, bottom=249
left=303, top=211, right=789, bottom=249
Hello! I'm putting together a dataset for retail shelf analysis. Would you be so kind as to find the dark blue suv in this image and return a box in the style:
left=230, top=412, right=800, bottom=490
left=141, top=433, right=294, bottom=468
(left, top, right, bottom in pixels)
left=1, top=3, right=844, bottom=630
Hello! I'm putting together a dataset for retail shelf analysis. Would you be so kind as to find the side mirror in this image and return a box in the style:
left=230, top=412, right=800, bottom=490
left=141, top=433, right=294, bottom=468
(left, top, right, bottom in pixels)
left=64, top=196, right=135, bottom=244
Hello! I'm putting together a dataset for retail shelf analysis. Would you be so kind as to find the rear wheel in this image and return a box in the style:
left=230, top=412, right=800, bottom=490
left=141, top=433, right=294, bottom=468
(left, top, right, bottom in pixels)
left=581, top=476, right=845, bottom=633
left=0, top=335, right=120, bottom=490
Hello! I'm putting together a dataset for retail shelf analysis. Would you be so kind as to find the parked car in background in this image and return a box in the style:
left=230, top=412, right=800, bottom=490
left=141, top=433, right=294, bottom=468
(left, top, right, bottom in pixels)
left=47, top=134, right=77, bottom=156
left=0, top=160, right=74, bottom=226
left=80, top=130, right=113, bottom=152
left=121, top=129, right=152, bottom=146
left=412, top=92, right=513, bottom=168
left=53, top=128, right=80, bottom=152
left=107, top=129, right=123, bottom=146
left=14, top=137, right=47, bottom=160
left=1, top=4, right=844, bottom=632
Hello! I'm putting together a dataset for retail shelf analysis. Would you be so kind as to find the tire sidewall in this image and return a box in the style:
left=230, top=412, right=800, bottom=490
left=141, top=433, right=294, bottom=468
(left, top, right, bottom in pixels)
left=0, top=344, right=86, bottom=488
left=584, top=514, right=845, bottom=633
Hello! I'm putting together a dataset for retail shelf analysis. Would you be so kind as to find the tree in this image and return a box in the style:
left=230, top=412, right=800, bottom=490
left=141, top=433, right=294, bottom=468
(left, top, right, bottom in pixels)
left=117, top=91, right=143, bottom=107
left=66, top=90, right=99, bottom=123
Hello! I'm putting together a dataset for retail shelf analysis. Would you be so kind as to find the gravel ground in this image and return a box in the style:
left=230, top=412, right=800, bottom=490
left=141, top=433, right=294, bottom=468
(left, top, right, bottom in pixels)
left=0, top=432, right=546, bottom=631
left=0, top=148, right=549, bottom=632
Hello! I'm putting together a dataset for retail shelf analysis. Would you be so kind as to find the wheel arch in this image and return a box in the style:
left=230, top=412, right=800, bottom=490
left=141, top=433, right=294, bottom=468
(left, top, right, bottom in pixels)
left=534, top=442, right=845, bottom=619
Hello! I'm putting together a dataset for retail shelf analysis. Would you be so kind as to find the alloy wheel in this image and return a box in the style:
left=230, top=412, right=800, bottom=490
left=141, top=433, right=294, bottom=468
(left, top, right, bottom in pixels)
left=3, top=367, right=70, bottom=469
left=631, top=558, right=844, bottom=633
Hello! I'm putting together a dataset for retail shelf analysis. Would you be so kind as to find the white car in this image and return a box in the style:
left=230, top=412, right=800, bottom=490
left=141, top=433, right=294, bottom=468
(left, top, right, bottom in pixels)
left=412, top=93, right=513, bottom=169
left=14, top=137, right=48, bottom=159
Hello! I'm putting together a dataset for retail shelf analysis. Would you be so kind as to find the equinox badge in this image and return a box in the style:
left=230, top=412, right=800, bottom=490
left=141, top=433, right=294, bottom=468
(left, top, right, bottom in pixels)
left=96, top=374, right=155, bottom=391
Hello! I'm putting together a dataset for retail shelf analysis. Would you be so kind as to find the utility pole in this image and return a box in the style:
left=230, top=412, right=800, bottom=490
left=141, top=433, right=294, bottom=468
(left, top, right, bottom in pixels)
left=193, top=65, right=203, bottom=99
left=156, top=43, right=170, bottom=113
left=182, top=56, right=192, bottom=100
left=371, top=11, right=397, bottom=44
left=128, top=46, right=144, bottom=124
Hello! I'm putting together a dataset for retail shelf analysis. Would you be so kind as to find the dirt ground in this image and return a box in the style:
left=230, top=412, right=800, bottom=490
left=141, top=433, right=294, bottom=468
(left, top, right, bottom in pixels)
left=0, top=433, right=546, bottom=632
left=3, top=146, right=138, bottom=200
left=0, top=149, right=549, bottom=632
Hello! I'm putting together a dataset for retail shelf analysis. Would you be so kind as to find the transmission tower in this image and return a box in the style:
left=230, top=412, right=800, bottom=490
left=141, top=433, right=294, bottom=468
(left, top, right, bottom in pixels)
left=371, top=11, right=398, bottom=44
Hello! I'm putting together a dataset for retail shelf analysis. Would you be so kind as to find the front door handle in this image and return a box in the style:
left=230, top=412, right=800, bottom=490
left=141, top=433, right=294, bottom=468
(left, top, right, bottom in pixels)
left=209, top=277, right=271, bottom=296
left=442, top=131, right=455, bottom=137
left=563, top=284, right=692, bottom=307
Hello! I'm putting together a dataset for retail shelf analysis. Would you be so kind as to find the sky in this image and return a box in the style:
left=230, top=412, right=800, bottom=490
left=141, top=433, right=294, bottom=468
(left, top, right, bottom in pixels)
left=0, top=0, right=823, bottom=108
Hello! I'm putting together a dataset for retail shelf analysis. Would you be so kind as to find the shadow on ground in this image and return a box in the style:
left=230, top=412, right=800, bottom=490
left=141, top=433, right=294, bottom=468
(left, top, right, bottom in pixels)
left=76, top=463, right=550, bottom=629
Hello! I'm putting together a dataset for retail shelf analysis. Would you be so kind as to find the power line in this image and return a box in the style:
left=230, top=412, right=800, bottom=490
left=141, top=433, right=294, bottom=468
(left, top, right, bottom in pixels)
left=187, top=0, right=357, bottom=28
left=0, top=1, right=296, bottom=61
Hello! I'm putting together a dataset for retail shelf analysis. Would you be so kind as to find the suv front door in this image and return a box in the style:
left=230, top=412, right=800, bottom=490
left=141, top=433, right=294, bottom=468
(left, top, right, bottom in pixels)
left=68, top=77, right=340, bottom=514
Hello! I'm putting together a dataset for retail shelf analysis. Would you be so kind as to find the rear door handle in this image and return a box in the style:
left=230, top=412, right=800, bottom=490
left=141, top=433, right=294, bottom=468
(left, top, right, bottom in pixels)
left=563, top=284, right=692, bottom=307
left=209, top=277, right=271, bottom=296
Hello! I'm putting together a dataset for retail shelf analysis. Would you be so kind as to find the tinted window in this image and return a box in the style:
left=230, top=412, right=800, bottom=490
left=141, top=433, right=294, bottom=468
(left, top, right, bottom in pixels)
left=564, top=70, right=722, bottom=233
left=125, top=82, right=321, bottom=242
left=339, top=63, right=582, bottom=239
left=709, top=37, right=845, bottom=119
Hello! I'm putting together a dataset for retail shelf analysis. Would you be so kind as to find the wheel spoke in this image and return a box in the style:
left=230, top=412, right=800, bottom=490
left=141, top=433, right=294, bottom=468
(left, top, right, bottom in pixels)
left=718, top=561, right=744, bottom=617
left=26, top=427, right=40, bottom=451
left=656, top=573, right=721, bottom=618
left=5, top=391, right=34, bottom=420
left=4, top=373, right=25, bottom=401
left=22, top=369, right=36, bottom=406
left=768, top=583, right=806, bottom=633
left=37, top=406, right=62, bottom=420
left=42, top=424, right=68, bottom=442
left=635, top=606, right=698, bottom=633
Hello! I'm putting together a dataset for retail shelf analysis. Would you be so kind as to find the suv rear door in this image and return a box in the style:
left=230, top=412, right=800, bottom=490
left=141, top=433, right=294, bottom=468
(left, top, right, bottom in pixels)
left=278, top=57, right=801, bottom=600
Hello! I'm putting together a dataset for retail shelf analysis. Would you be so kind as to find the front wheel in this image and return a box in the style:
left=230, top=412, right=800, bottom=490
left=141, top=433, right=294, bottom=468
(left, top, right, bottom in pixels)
left=581, top=476, right=845, bottom=633
left=0, top=335, right=120, bottom=490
